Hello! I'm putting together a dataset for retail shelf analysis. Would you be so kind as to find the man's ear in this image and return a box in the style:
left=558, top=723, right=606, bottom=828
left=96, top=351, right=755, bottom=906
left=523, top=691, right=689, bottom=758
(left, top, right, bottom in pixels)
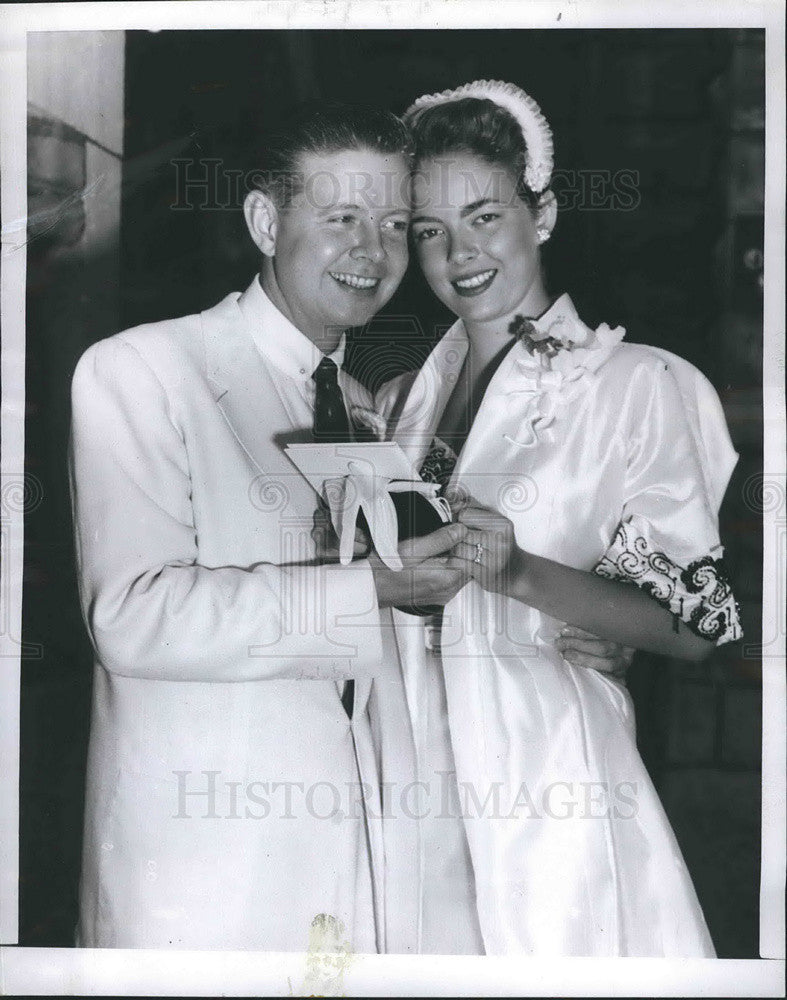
left=535, top=189, right=557, bottom=239
left=244, top=189, right=278, bottom=257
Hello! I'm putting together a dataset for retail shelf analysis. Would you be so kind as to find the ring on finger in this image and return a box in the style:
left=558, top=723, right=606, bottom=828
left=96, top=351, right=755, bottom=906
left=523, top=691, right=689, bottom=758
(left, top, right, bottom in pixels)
left=473, top=542, right=484, bottom=564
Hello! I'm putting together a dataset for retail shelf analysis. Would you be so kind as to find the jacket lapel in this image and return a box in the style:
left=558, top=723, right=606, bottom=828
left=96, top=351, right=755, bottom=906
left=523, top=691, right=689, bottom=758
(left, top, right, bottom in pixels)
left=201, top=293, right=375, bottom=719
left=200, top=293, right=319, bottom=513
left=452, top=337, right=530, bottom=481
left=389, top=320, right=469, bottom=469
left=387, top=318, right=530, bottom=481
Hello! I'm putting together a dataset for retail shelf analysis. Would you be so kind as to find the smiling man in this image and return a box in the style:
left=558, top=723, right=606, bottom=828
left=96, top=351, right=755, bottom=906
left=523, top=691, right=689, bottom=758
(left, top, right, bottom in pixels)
left=68, top=101, right=467, bottom=953
left=246, top=145, right=411, bottom=350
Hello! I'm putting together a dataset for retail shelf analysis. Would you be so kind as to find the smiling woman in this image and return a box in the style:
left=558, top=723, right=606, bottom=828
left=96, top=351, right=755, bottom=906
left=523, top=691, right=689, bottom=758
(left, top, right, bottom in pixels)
left=411, top=156, right=554, bottom=328
left=369, top=80, right=747, bottom=956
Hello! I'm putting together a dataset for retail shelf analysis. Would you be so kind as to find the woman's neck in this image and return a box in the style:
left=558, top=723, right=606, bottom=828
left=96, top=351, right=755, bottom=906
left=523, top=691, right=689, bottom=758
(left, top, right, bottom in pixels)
left=462, top=280, right=552, bottom=368
left=437, top=321, right=531, bottom=451
left=437, top=280, right=554, bottom=449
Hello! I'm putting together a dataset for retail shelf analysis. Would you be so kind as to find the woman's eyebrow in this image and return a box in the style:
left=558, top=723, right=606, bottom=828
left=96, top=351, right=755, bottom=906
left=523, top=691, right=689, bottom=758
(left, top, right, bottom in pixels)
left=459, top=197, right=500, bottom=218
left=411, top=198, right=502, bottom=226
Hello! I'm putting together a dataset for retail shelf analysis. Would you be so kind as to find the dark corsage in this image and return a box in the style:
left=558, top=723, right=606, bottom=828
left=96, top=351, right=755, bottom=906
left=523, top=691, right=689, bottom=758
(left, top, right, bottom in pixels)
left=510, top=315, right=562, bottom=359
left=509, top=312, right=587, bottom=360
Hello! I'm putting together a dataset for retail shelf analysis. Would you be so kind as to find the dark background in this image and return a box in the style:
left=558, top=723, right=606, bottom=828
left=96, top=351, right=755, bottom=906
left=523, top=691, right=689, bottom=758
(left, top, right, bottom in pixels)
left=22, top=28, right=765, bottom=954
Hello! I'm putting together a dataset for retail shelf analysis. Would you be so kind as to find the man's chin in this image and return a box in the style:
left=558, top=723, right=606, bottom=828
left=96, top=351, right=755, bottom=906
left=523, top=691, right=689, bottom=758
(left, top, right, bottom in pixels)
left=327, top=296, right=388, bottom=328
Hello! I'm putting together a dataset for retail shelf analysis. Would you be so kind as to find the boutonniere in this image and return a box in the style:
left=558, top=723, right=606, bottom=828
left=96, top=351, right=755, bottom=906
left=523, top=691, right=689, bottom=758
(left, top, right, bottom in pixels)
left=350, top=405, right=388, bottom=442
left=509, top=311, right=590, bottom=362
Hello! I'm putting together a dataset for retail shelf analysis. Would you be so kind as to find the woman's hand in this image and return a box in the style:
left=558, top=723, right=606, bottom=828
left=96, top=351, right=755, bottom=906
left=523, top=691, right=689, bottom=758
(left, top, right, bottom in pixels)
left=450, top=500, right=519, bottom=593
left=368, top=524, right=471, bottom=610
left=450, top=499, right=636, bottom=682
left=311, top=503, right=370, bottom=563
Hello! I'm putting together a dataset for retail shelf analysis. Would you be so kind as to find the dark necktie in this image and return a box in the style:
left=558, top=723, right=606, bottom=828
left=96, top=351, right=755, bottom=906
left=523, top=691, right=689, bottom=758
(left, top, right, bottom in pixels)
left=312, top=356, right=351, bottom=443
left=312, top=355, right=354, bottom=719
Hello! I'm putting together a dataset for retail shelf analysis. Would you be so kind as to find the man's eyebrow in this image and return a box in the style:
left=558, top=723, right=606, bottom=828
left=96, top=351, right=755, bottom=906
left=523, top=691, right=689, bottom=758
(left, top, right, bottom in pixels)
left=410, top=214, right=443, bottom=226
left=316, top=203, right=409, bottom=216
left=317, top=202, right=362, bottom=214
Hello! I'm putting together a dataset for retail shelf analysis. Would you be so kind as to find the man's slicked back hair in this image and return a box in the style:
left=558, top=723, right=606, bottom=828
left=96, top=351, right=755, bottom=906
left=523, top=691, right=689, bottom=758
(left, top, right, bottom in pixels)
left=251, top=99, right=412, bottom=205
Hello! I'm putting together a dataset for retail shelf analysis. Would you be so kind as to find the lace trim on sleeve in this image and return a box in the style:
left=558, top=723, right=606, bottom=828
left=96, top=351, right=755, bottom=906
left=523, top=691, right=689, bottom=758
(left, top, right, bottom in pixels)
left=594, top=520, right=743, bottom=645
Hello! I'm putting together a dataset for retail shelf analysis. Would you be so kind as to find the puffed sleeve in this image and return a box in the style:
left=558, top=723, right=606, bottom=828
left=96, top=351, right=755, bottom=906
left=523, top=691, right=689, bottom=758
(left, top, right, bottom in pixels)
left=593, top=351, right=742, bottom=645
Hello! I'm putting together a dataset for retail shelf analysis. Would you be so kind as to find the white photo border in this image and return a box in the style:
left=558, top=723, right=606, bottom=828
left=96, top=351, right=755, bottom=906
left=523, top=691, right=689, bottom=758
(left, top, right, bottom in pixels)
left=1, top=1, right=784, bottom=995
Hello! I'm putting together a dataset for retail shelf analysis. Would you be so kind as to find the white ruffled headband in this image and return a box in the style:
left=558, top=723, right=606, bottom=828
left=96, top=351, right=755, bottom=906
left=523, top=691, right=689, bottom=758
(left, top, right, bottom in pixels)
left=403, top=79, right=554, bottom=194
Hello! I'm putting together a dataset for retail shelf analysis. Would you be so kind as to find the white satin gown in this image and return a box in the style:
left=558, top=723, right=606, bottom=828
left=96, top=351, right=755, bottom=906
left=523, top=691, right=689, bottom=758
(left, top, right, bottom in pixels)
left=379, top=294, right=741, bottom=956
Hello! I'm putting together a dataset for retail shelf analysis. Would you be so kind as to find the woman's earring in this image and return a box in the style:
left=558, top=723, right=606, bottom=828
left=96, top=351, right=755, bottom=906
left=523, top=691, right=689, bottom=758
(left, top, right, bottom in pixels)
left=536, top=227, right=551, bottom=245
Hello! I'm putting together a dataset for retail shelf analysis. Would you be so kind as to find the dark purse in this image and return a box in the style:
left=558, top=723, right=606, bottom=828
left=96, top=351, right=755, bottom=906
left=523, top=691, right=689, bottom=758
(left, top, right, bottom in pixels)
left=389, top=487, right=452, bottom=617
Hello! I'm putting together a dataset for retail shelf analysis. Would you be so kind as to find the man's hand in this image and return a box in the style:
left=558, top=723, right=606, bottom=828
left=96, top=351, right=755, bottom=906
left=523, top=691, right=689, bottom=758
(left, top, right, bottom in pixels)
left=369, top=523, right=470, bottom=610
left=312, top=504, right=370, bottom=562
left=554, top=625, right=634, bottom=683
left=313, top=504, right=470, bottom=611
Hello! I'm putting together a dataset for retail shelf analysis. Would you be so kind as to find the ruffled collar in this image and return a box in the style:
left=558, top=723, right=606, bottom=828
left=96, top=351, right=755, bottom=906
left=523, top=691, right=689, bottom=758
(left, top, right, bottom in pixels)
left=394, top=294, right=625, bottom=464
left=510, top=293, right=624, bottom=378
left=493, top=293, right=626, bottom=447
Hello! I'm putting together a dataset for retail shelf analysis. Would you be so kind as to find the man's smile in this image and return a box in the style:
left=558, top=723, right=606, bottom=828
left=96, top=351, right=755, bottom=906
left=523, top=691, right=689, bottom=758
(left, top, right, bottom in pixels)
left=329, top=271, right=381, bottom=292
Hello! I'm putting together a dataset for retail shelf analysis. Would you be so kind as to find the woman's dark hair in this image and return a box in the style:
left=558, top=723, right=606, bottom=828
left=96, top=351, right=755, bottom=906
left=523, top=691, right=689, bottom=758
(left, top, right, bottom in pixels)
left=408, top=97, right=540, bottom=209
left=251, top=100, right=412, bottom=205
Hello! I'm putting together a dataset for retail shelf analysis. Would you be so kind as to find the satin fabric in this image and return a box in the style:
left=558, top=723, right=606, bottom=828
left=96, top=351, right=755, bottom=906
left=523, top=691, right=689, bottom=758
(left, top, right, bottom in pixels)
left=377, top=295, right=735, bottom=956
left=70, top=278, right=421, bottom=951
left=390, top=611, right=486, bottom=954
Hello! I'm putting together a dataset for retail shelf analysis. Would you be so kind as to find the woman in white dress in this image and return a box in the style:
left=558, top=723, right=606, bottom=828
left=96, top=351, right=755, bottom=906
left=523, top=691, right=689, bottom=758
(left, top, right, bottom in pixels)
left=376, top=81, right=742, bottom=956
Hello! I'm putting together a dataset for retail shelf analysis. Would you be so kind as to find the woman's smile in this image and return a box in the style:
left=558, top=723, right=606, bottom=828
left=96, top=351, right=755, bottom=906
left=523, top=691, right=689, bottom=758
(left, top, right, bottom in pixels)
left=451, top=268, right=498, bottom=296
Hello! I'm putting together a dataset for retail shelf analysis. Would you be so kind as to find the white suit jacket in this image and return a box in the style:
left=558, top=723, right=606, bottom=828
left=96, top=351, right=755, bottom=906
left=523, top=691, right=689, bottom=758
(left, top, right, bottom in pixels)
left=69, top=277, right=419, bottom=952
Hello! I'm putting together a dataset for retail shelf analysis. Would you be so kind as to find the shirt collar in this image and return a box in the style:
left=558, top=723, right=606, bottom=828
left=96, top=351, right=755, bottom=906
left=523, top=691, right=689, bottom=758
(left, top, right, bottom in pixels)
left=237, top=275, right=346, bottom=378
left=529, top=292, right=582, bottom=333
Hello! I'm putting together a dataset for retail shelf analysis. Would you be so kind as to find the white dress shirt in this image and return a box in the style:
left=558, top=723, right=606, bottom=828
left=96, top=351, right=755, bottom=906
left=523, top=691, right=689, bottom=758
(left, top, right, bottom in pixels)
left=239, top=275, right=350, bottom=430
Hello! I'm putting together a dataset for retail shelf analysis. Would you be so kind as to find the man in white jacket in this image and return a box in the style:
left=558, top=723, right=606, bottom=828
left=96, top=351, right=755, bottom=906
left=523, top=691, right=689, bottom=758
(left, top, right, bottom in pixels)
left=69, top=101, right=468, bottom=953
